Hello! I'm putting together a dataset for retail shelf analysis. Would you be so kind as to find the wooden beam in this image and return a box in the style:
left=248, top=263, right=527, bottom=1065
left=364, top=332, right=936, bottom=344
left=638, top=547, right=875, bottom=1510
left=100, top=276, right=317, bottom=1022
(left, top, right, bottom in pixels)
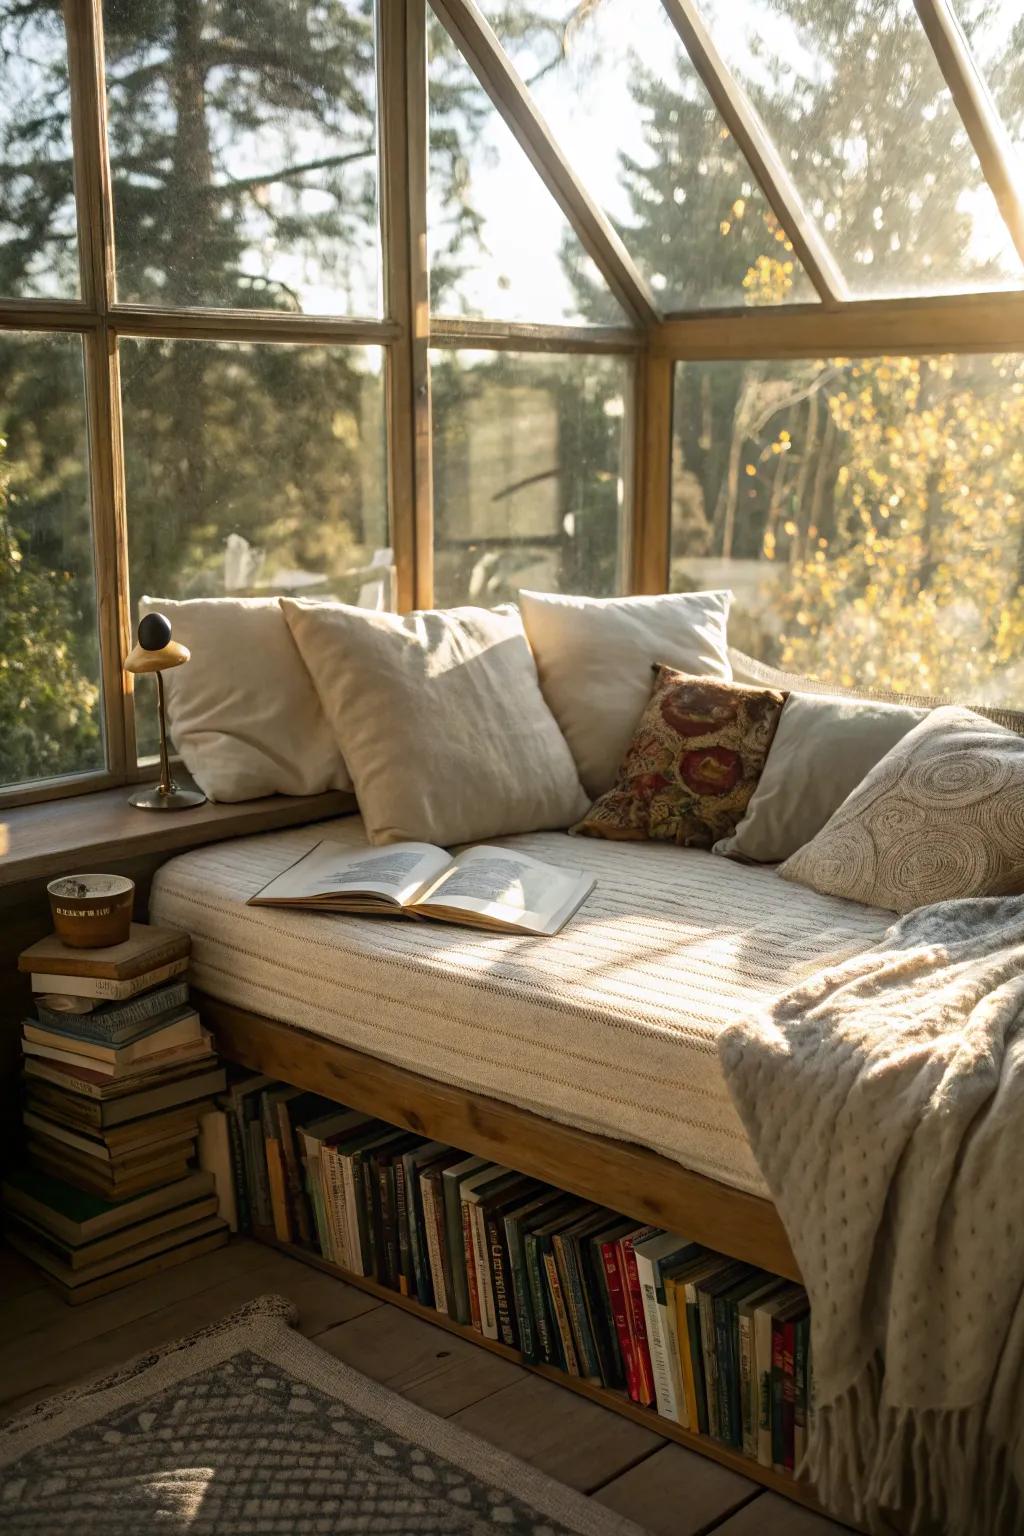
left=658, top=0, right=848, bottom=308
left=652, top=290, right=1024, bottom=359
left=0, top=301, right=99, bottom=333
left=429, top=0, right=658, bottom=329
left=914, top=0, right=1024, bottom=268
left=108, top=304, right=399, bottom=347
left=631, top=351, right=673, bottom=593
left=201, top=995, right=800, bottom=1282
left=430, top=318, right=642, bottom=355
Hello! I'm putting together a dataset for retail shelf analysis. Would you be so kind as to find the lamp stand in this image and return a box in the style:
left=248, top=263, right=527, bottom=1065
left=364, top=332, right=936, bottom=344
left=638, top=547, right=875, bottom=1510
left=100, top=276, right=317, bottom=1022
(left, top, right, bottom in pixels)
left=130, top=671, right=206, bottom=811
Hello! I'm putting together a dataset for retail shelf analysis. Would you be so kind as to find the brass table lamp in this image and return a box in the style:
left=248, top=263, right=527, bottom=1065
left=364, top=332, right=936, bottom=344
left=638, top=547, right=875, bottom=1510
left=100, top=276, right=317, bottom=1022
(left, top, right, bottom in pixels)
left=124, top=612, right=206, bottom=811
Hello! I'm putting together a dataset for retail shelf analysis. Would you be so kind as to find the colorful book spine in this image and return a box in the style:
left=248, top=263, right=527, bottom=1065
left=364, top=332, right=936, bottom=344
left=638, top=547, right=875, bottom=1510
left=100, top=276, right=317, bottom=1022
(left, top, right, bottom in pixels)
left=636, top=1253, right=679, bottom=1422
left=794, top=1314, right=810, bottom=1468
left=524, top=1231, right=558, bottom=1366
left=619, top=1231, right=657, bottom=1407
left=755, top=1297, right=776, bottom=1467
left=261, top=1097, right=291, bottom=1244
left=486, top=1209, right=517, bottom=1349
left=543, top=1247, right=579, bottom=1376
left=601, top=1237, right=637, bottom=1400
left=469, top=1201, right=498, bottom=1339
left=462, top=1197, right=481, bottom=1332
left=782, top=1315, right=798, bottom=1472
left=699, top=1285, right=720, bottom=1438
left=661, top=1274, right=688, bottom=1429
left=34, top=980, right=191, bottom=1041
left=504, top=1211, right=535, bottom=1361
left=422, top=1171, right=449, bottom=1313
left=771, top=1315, right=786, bottom=1472
left=394, top=1157, right=411, bottom=1297
left=553, top=1233, right=598, bottom=1383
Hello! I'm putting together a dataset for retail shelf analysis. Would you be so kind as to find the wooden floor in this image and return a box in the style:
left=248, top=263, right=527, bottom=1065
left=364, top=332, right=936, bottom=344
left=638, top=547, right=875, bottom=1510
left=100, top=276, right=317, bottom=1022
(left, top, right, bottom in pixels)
left=0, top=1236, right=852, bottom=1536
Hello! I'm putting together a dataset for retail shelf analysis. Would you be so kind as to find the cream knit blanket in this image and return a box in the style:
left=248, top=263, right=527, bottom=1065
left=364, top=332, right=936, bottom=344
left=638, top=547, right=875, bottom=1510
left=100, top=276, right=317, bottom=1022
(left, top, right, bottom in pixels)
left=718, top=896, right=1024, bottom=1536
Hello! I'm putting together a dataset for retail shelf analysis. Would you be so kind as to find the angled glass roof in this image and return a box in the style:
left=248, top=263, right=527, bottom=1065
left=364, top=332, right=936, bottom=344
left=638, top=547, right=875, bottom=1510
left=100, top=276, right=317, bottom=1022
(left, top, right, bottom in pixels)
left=955, top=0, right=1024, bottom=165
left=427, top=9, right=628, bottom=324
left=480, top=0, right=817, bottom=311
left=697, top=0, right=1024, bottom=299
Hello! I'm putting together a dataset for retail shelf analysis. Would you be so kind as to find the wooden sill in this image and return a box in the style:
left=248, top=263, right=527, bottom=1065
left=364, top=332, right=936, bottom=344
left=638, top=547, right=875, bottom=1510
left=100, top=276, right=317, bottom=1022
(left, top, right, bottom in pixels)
left=0, top=782, right=356, bottom=890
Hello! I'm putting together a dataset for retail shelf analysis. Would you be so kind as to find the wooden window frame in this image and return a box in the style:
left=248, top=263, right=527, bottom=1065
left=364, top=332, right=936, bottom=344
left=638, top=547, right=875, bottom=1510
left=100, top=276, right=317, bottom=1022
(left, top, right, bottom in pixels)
left=3, top=0, right=1024, bottom=807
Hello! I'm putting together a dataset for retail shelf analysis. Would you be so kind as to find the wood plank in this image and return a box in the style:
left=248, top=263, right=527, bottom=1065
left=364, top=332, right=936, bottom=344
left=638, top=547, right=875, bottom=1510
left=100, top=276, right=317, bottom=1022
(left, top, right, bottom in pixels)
left=450, top=1373, right=664, bottom=1492
left=317, top=1301, right=524, bottom=1417
left=0, top=785, right=355, bottom=886
left=430, top=319, right=643, bottom=355
left=659, top=0, right=846, bottom=306
left=107, top=304, right=400, bottom=346
left=913, top=0, right=1024, bottom=266
left=430, top=0, right=657, bottom=328
left=594, top=1442, right=758, bottom=1536
left=205, top=997, right=799, bottom=1281
left=714, top=1490, right=856, bottom=1535
left=653, top=291, right=1024, bottom=360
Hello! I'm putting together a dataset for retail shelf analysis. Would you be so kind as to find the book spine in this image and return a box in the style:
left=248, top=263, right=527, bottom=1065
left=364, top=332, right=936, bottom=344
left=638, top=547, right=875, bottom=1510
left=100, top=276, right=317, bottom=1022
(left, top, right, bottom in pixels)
left=298, top=1132, right=325, bottom=1255
left=341, top=1153, right=366, bottom=1275
left=247, top=1118, right=272, bottom=1231
left=261, top=1098, right=291, bottom=1244
left=317, top=1146, right=340, bottom=1265
left=461, top=1198, right=481, bottom=1332
left=580, top=1242, right=621, bottom=1391
left=470, top=1202, right=498, bottom=1339
left=662, top=1277, right=688, bottom=1429
left=394, top=1157, right=411, bottom=1297
left=685, top=1285, right=709, bottom=1436
left=601, top=1240, right=637, bottom=1401
left=276, top=1101, right=312, bottom=1247
left=621, top=1240, right=656, bottom=1408
left=524, top=1232, right=557, bottom=1366
left=377, top=1161, right=399, bottom=1290
left=35, top=980, right=190, bottom=1040
left=794, top=1314, right=810, bottom=1469
left=485, top=1210, right=517, bottom=1349
left=771, top=1316, right=786, bottom=1472
left=674, top=1280, right=699, bottom=1433
left=755, top=1302, right=775, bottom=1467
left=738, top=1309, right=757, bottom=1458
left=558, top=1235, right=600, bottom=1384
left=422, top=1173, right=448, bottom=1313
left=404, top=1157, right=429, bottom=1306
left=442, top=1176, right=468, bottom=1324
left=714, top=1294, right=737, bottom=1447
left=782, top=1317, right=798, bottom=1472
left=361, top=1156, right=383, bottom=1282
left=31, top=956, right=189, bottom=1000
left=543, top=1248, right=579, bottom=1376
left=413, top=1170, right=436, bottom=1309
left=225, top=1107, right=251, bottom=1236
left=504, top=1214, right=534, bottom=1361
left=636, top=1254, right=679, bottom=1422
left=698, top=1288, right=719, bottom=1440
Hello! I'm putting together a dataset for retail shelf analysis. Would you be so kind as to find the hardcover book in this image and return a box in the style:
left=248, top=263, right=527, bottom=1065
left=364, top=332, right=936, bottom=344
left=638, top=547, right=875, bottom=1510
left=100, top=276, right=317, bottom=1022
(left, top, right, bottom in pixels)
left=19, top=925, right=190, bottom=982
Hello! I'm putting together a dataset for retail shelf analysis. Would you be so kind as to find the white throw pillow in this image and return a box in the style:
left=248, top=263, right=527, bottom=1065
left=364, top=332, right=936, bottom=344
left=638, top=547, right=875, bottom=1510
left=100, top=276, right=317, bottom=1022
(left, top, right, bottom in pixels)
left=715, top=690, right=926, bottom=863
left=779, top=705, right=1024, bottom=913
left=519, top=588, right=733, bottom=798
left=138, top=596, right=350, bottom=802
left=281, top=598, right=589, bottom=846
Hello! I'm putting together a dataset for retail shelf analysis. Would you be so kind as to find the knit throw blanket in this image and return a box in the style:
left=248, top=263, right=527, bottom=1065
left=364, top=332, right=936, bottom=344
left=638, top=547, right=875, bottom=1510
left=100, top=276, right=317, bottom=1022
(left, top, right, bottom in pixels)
left=718, top=896, right=1024, bottom=1536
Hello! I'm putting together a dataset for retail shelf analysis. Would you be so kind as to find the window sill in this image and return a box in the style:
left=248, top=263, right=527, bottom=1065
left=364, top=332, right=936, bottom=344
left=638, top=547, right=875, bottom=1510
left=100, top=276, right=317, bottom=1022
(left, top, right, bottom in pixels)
left=0, top=781, right=356, bottom=891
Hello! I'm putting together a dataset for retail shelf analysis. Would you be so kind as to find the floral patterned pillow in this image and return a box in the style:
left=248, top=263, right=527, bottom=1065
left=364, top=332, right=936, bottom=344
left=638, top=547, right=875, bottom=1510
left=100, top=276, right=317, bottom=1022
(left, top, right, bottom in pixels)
left=572, top=666, right=787, bottom=848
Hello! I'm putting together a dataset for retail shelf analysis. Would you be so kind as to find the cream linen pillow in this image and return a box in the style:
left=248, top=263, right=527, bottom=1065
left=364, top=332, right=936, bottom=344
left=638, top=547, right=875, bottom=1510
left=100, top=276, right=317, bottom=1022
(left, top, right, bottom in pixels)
left=779, top=705, right=1024, bottom=913
left=139, top=597, right=350, bottom=802
left=281, top=599, right=589, bottom=846
left=715, top=690, right=926, bottom=863
left=519, top=588, right=732, bottom=798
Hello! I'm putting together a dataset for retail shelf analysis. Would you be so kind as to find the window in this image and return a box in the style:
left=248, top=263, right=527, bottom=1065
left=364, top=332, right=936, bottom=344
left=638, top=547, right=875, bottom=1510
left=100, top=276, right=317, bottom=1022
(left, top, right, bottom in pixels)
left=2, top=2, right=1024, bottom=802
left=431, top=349, right=629, bottom=605
left=671, top=354, right=1024, bottom=703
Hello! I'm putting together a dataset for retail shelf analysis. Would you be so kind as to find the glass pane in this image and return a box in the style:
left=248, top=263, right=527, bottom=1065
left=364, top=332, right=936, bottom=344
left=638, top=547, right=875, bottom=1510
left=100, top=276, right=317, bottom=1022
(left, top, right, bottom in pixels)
left=0, top=333, right=102, bottom=788
left=697, top=0, right=1023, bottom=298
left=481, top=0, right=817, bottom=311
left=427, top=11, right=628, bottom=324
left=431, top=349, right=628, bottom=605
left=103, top=0, right=380, bottom=315
left=671, top=354, right=1024, bottom=703
left=0, top=3, right=78, bottom=297
left=122, top=339, right=388, bottom=608
left=955, top=2, right=1024, bottom=164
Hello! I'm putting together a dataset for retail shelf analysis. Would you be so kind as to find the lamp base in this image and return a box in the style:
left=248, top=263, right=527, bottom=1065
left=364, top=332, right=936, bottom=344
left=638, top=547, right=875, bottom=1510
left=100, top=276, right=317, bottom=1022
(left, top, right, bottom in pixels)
left=129, top=783, right=207, bottom=812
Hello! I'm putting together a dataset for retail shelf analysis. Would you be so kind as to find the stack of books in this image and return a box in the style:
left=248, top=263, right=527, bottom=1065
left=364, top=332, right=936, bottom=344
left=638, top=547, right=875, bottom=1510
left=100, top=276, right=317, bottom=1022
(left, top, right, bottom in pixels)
left=1, top=923, right=229, bottom=1302
left=221, top=1075, right=812, bottom=1475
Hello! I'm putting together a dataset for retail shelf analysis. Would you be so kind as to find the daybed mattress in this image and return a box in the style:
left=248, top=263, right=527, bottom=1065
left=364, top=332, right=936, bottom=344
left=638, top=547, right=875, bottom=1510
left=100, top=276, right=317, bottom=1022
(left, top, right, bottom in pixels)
left=150, top=816, right=892, bottom=1198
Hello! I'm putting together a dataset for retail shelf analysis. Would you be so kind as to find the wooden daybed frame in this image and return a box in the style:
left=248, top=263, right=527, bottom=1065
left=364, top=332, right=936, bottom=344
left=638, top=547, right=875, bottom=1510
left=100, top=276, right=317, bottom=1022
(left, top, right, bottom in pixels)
left=198, top=991, right=821, bottom=1512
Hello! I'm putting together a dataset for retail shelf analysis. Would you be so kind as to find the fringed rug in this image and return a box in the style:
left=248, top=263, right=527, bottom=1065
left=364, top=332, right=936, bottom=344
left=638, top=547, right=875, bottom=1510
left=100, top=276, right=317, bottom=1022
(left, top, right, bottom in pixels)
left=0, top=1294, right=645, bottom=1534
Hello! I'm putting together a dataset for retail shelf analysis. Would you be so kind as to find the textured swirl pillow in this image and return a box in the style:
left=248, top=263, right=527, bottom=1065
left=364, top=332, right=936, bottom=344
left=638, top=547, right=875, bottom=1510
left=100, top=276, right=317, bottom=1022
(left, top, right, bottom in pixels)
left=281, top=598, right=589, bottom=846
left=714, top=690, right=926, bottom=864
left=779, top=705, right=1024, bottom=912
left=572, top=667, right=786, bottom=849
left=519, top=588, right=732, bottom=799
left=138, top=596, right=350, bottom=802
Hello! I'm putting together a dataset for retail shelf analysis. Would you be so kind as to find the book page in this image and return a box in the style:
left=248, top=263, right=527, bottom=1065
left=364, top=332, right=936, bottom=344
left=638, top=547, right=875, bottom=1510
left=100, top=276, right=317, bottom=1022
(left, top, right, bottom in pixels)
left=414, top=845, right=593, bottom=934
left=248, top=840, right=452, bottom=907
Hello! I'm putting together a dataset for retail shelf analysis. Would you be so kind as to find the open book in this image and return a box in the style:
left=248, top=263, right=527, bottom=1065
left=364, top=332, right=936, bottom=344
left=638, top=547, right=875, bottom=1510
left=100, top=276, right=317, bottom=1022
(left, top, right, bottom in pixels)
left=247, top=840, right=595, bottom=937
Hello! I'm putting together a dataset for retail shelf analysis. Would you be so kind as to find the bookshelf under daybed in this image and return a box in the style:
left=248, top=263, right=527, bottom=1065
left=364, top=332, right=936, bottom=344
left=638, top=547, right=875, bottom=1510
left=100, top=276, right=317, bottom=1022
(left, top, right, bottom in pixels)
left=200, top=993, right=824, bottom=1514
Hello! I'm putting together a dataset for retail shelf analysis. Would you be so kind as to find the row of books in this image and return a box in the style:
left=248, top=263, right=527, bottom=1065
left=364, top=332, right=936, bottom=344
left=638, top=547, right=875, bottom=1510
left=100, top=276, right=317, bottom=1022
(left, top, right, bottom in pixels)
left=2, top=924, right=229, bottom=1302
left=219, top=1075, right=812, bottom=1473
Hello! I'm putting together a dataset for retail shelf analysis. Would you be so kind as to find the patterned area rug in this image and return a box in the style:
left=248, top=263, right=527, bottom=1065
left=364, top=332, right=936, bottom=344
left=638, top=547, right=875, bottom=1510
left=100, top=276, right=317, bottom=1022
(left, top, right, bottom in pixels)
left=0, top=1294, right=646, bottom=1534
